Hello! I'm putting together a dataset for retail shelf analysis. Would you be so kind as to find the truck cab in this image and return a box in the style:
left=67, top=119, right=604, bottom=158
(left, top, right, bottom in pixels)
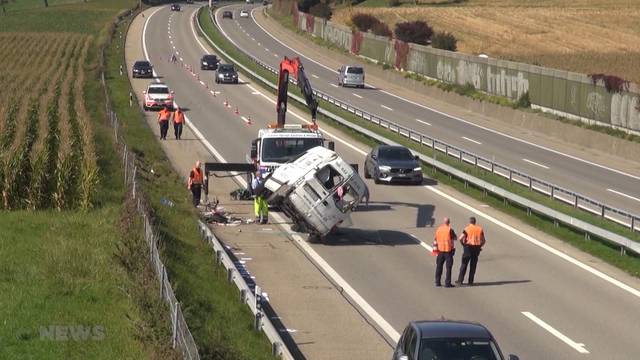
left=264, top=146, right=368, bottom=240
left=250, top=124, right=332, bottom=173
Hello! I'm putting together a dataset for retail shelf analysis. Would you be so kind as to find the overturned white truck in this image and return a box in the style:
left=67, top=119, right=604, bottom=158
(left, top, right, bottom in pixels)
left=263, top=146, right=368, bottom=241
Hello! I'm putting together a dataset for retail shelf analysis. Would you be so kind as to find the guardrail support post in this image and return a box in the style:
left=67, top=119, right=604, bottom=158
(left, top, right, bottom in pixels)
left=527, top=208, right=531, bottom=216
left=509, top=171, right=513, bottom=183
left=254, top=311, right=263, bottom=331
left=631, top=217, right=636, bottom=231
left=621, top=247, right=626, bottom=256
left=550, top=187, right=554, bottom=199
left=585, top=233, right=591, bottom=241
left=601, top=206, right=606, bottom=217
left=240, top=289, right=247, bottom=303
left=227, top=267, right=234, bottom=283
left=272, top=342, right=282, bottom=357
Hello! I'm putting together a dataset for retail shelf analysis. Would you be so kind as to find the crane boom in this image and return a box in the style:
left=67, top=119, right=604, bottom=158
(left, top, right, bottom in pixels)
left=276, top=56, right=318, bottom=128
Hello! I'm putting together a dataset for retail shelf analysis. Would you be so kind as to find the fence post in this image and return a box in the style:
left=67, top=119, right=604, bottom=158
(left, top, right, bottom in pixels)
left=172, top=303, right=179, bottom=349
left=631, top=217, right=636, bottom=231
left=550, top=187, right=554, bottom=199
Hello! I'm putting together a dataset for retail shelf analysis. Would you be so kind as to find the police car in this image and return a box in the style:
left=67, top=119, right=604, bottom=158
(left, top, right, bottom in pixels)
left=143, top=83, right=174, bottom=111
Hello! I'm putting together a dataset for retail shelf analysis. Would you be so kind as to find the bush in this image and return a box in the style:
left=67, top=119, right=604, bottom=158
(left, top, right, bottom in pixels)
left=431, top=31, right=457, bottom=51
left=309, top=2, right=332, bottom=19
left=351, top=13, right=379, bottom=32
left=516, top=91, right=531, bottom=108
left=371, top=21, right=392, bottom=37
left=298, top=0, right=320, bottom=13
left=394, top=20, right=433, bottom=45
left=387, top=0, right=401, bottom=6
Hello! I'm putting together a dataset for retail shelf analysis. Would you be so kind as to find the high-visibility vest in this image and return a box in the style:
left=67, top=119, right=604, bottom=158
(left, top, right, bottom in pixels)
left=174, top=110, right=184, bottom=124
left=158, top=109, right=170, bottom=122
left=191, top=167, right=203, bottom=185
left=434, top=225, right=453, bottom=252
left=464, top=224, right=484, bottom=246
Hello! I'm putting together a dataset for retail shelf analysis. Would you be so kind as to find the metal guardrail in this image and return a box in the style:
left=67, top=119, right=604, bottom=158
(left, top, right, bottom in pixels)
left=196, top=6, right=640, bottom=255
left=197, top=222, right=294, bottom=359
left=231, top=9, right=640, bottom=235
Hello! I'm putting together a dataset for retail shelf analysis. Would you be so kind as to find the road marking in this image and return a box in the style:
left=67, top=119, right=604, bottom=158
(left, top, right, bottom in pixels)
left=523, top=158, right=550, bottom=169
left=249, top=7, right=640, bottom=183
left=264, top=48, right=270, bottom=52
left=257, top=42, right=261, bottom=46
left=522, top=312, right=589, bottom=354
left=410, top=234, right=433, bottom=252
left=199, top=80, right=205, bottom=86
left=250, top=36, right=255, bottom=41
left=352, top=93, right=362, bottom=99
left=241, top=116, right=251, bottom=125
left=172, top=45, right=176, bottom=49
left=607, top=188, right=640, bottom=202
left=462, top=136, right=482, bottom=145
left=381, top=104, right=393, bottom=111
left=329, top=83, right=338, bottom=88
left=311, top=74, right=319, bottom=79
left=251, top=91, right=261, bottom=95
left=179, top=57, right=183, bottom=62
left=273, top=53, right=278, bottom=57
left=175, top=51, right=180, bottom=55
left=416, top=119, right=431, bottom=126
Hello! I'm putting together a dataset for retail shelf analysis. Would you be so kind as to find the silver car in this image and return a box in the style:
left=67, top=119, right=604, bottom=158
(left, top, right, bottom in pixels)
left=338, top=65, right=365, bottom=88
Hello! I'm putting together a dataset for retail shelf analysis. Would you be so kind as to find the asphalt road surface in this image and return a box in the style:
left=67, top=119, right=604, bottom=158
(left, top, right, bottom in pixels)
left=129, top=5, right=640, bottom=359
left=217, top=4, right=640, bottom=219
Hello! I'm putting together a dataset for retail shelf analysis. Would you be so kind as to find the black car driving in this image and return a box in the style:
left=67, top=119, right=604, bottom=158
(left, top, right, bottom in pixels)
left=215, top=64, right=238, bottom=84
left=364, top=145, right=423, bottom=184
left=200, top=54, right=218, bottom=70
left=132, top=60, right=153, bottom=78
left=392, top=321, right=519, bottom=360
left=170, top=3, right=181, bottom=11
left=222, top=10, right=233, bottom=19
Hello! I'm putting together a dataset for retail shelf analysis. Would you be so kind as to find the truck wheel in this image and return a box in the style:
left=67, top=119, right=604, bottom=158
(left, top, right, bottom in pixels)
left=308, top=234, right=321, bottom=243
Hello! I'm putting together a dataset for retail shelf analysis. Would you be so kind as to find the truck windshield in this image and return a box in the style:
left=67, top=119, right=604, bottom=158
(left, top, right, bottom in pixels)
left=261, top=138, right=323, bottom=163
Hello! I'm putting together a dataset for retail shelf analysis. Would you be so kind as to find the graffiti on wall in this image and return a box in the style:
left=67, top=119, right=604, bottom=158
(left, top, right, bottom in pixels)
left=611, top=93, right=640, bottom=129
left=323, top=24, right=351, bottom=51
left=586, top=92, right=606, bottom=119
left=487, top=68, right=529, bottom=99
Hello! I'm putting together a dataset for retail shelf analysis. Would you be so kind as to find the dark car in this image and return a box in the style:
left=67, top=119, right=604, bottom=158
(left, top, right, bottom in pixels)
left=392, top=320, right=519, bottom=360
left=215, top=63, right=238, bottom=84
left=364, top=145, right=422, bottom=184
left=170, top=3, right=180, bottom=11
left=186, top=0, right=194, bottom=3
left=132, top=60, right=153, bottom=78
left=200, top=54, right=218, bottom=70
left=222, top=10, right=233, bottom=19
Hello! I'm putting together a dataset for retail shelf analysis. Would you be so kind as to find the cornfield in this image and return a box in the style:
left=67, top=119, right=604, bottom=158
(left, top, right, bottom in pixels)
left=0, top=33, right=98, bottom=210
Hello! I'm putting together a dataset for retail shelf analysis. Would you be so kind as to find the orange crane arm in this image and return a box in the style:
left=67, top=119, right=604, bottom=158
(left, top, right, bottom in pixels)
left=276, top=56, right=318, bottom=127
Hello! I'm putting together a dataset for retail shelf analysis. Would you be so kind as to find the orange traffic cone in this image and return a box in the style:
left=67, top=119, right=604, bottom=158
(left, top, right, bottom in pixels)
left=234, top=107, right=239, bottom=115
left=224, top=99, right=229, bottom=107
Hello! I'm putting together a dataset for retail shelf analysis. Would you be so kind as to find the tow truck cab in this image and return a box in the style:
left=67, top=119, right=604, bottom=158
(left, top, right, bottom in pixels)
left=264, top=146, right=367, bottom=239
left=250, top=124, right=334, bottom=173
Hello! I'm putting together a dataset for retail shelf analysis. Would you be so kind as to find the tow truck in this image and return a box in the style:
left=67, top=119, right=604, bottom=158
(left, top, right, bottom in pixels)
left=204, top=57, right=368, bottom=241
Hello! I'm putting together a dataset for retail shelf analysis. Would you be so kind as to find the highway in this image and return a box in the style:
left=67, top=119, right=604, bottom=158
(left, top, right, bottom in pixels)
left=130, top=4, right=640, bottom=359
left=216, top=4, right=640, bottom=218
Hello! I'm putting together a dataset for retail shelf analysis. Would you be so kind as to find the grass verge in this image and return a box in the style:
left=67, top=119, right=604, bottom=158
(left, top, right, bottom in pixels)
left=199, top=6, right=640, bottom=278
left=0, top=1, right=177, bottom=358
left=106, top=12, right=276, bottom=360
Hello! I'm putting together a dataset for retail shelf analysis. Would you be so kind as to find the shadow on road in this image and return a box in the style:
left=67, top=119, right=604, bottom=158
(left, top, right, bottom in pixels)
left=323, top=228, right=422, bottom=246
left=464, top=280, right=532, bottom=287
left=357, top=201, right=435, bottom=228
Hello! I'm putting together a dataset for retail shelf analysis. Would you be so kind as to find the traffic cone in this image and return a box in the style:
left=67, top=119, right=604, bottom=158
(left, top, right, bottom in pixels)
left=246, top=116, right=252, bottom=125
left=234, top=106, right=239, bottom=115
left=224, top=99, right=229, bottom=107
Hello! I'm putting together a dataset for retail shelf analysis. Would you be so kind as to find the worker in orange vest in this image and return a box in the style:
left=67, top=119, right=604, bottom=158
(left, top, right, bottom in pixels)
left=188, top=160, right=203, bottom=207
left=173, top=106, right=184, bottom=140
left=157, top=105, right=171, bottom=140
left=456, top=216, right=486, bottom=286
left=433, top=217, right=457, bottom=288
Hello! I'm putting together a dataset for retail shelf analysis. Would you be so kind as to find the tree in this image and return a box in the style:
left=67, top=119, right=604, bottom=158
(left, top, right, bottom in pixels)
left=309, top=2, right=332, bottom=20
left=298, top=0, right=319, bottom=12
left=431, top=31, right=457, bottom=51
left=394, top=20, right=433, bottom=45
left=351, top=13, right=379, bottom=32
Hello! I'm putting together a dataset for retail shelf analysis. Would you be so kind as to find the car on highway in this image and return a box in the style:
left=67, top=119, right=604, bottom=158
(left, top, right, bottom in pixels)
left=239, top=9, right=250, bottom=18
left=132, top=60, right=153, bottom=78
left=170, top=3, right=181, bottom=11
left=222, top=10, right=233, bottom=19
left=200, top=54, right=219, bottom=70
left=143, top=83, right=174, bottom=111
left=364, top=145, right=422, bottom=184
left=338, top=65, right=365, bottom=88
left=186, top=0, right=194, bottom=3
left=215, top=63, right=238, bottom=84
left=392, top=320, right=519, bottom=360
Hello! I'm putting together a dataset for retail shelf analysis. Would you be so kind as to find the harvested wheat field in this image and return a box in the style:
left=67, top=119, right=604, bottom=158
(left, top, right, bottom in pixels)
left=0, top=32, right=98, bottom=210
left=333, top=0, right=640, bottom=83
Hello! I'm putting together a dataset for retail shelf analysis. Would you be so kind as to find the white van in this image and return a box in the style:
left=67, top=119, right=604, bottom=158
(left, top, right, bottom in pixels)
left=338, top=65, right=365, bottom=88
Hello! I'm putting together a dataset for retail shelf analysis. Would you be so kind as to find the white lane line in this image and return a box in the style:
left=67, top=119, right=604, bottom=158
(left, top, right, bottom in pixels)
left=329, top=83, right=338, bottom=88
left=523, top=158, right=550, bottom=170
left=257, top=42, right=261, bottom=46
left=264, top=48, right=270, bottom=52
left=172, top=45, right=176, bottom=49
left=352, top=93, right=363, bottom=99
left=522, top=312, right=589, bottom=354
left=312, top=74, right=319, bottom=79
left=251, top=91, right=261, bottom=95
left=381, top=104, right=393, bottom=111
left=249, top=8, right=640, bottom=182
left=462, top=136, right=482, bottom=145
left=199, top=80, right=205, bottom=86
left=273, top=53, right=278, bottom=57
left=410, top=234, right=433, bottom=252
left=179, top=57, right=183, bottom=62
left=416, top=119, right=431, bottom=126
left=607, top=188, right=640, bottom=202
left=250, top=36, right=255, bottom=41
